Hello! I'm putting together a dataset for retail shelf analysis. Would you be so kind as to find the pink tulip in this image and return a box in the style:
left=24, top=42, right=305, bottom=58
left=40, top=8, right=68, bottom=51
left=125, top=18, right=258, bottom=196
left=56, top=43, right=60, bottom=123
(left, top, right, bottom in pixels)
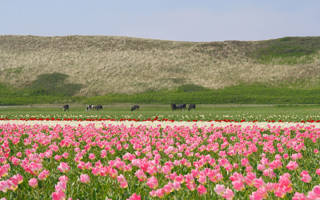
left=250, top=189, right=267, bottom=200
left=291, top=153, right=302, bottom=160
left=286, top=161, right=298, bottom=170
left=38, top=169, right=50, bottom=180
left=316, top=169, right=320, bottom=176
left=89, top=153, right=95, bottom=160
left=198, top=175, right=206, bottom=184
left=172, top=181, right=181, bottom=191
left=150, top=188, right=164, bottom=198
left=214, top=184, right=226, bottom=196
left=52, top=190, right=66, bottom=200
left=57, top=162, right=70, bottom=173
left=313, top=185, right=320, bottom=196
left=10, top=174, right=23, bottom=185
left=300, top=171, right=311, bottom=183
left=307, top=185, right=320, bottom=199
left=274, top=173, right=292, bottom=198
left=197, top=185, right=207, bottom=195
left=162, top=182, right=174, bottom=194
left=16, top=152, right=22, bottom=157
left=62, top=152, right=69, bottom=159
left=28, top=178, right=38, bottom=188
left=117, top=174, right=128, bottom=188
left=59, top=175, right=69, bottom=183
left=146, top=176, right=158, bottom=189
left=54, top=155, right=62, bottom=161
left=80, top=174, right=90, bottom=184
left=292, top=192, right=307, bottom=200
left=127, top=193, right=141, bottom=200
left=135, top=169, right=147, bottom=182
left=223, top=188, right=234, bottom=200
left=186, top=181, right=196, bottom=191
left=101, top=150, right=107, bottom=158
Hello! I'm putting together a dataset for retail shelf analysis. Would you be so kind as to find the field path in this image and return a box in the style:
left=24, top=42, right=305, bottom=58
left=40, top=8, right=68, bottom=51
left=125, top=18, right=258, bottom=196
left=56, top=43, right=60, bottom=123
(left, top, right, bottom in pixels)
left=1, top=120, right=320, bottom=129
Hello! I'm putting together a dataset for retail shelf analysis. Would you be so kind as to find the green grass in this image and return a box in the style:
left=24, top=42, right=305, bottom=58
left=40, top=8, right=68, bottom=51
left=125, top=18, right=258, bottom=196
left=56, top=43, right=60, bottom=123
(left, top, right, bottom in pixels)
left=253, top=37, right=320, bottom=64
left=29, top=73, right=83, bottom=96
left=1, top=83, right=320, bottom=105
left=0, top=80, right=82, bottom=105
left=1, top=104, right=320, bottom=122
left=85, top=83, right=320, bottom=104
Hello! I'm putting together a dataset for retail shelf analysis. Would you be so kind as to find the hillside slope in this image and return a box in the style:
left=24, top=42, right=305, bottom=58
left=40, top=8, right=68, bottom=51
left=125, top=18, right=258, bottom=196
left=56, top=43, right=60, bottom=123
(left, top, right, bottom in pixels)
left=0, top=35, right=320, bottom=95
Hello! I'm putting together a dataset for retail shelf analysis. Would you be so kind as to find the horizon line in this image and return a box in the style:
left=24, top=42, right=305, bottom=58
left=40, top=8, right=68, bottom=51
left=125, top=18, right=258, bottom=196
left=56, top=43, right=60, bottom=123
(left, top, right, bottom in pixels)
left=1, top=34, right=320, bottom=43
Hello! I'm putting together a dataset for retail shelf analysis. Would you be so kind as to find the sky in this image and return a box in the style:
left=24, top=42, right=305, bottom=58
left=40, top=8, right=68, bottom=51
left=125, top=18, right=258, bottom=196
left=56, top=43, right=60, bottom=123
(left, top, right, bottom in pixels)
left=1, top=0, right=319, bottom=42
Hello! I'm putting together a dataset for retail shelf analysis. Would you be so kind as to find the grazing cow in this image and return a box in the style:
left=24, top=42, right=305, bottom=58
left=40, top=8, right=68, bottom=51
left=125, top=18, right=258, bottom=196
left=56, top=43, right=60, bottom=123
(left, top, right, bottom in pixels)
left=171, top=104, right=186, bottom=111
left=86, top=104, right=103, bottom=111
left=188, top=104, right=196, bottom=111
left=94, top=105, right=103, bottom=110
left=63, top=104, right=69, bottom=111
left=86, top=104, right=93, bottom=111
left=131, top=105, right=140, bottom=111
left=177, top=104, right=186, bottom=110
left=171, top=104, right=177, bottom=111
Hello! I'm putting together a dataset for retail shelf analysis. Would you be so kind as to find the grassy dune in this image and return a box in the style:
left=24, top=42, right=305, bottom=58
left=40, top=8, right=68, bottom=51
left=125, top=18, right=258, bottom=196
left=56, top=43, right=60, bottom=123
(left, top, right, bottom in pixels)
left=0, top=35, right=320, bottom=104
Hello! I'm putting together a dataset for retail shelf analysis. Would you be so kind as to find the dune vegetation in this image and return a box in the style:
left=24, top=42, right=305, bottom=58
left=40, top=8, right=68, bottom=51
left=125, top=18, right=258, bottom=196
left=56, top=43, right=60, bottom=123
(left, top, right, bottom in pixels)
left=0, top=35, right=320, bottom=104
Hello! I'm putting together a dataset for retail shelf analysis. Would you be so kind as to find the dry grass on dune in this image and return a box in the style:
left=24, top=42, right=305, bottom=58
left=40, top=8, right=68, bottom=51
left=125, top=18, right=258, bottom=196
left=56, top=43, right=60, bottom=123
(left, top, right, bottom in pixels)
left=0, top=35, right=320, bottom=95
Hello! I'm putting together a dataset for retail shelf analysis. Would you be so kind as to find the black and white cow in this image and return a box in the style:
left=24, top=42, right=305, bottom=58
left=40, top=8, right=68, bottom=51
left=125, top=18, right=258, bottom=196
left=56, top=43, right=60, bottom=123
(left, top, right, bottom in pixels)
left=171, top=104, right=186, bottom=111
left=94, top=105, right=103, bottom=110
left=87, top=104, right=103, bottom=111
left=188, top=104, right=196, bottom=111
left=63, top=104, right=69, bottom=111
left=131, top=105, right=140, bottom=111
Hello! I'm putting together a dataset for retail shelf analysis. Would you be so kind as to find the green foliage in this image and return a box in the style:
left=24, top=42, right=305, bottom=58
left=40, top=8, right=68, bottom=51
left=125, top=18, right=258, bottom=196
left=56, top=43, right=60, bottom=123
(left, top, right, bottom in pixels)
left=29, top=73, right=82, bottom=96
left=0, top=83, right=34, bottom=98
left=84, top=83, right=320, bottom=104
left=0, top=96, right=77, bottom=105
left=0, top=83, right=15, bottom=96
left=1, top=82, right=320, bottom=105
left=253, top=37, right=320, bottom=64
left=0, top=83, right=79, bottom=105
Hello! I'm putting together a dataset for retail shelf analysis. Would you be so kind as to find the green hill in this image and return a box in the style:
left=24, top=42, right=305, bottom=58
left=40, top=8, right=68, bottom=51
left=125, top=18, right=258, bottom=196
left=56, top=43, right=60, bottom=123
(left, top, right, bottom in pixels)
left=0, top=35, right=320, bottom=104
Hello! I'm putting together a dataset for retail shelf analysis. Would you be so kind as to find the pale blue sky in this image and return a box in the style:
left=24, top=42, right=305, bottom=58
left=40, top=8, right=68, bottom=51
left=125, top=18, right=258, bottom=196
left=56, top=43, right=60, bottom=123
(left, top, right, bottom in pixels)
left=1, top=0, right=319, bottom=41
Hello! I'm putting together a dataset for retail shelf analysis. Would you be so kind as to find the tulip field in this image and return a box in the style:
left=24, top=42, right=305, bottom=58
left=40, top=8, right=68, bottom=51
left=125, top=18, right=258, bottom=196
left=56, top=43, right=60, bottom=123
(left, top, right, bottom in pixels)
left=1, top=105, right=320, bottom=199
left=0, top=121, right=320, bottom=200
